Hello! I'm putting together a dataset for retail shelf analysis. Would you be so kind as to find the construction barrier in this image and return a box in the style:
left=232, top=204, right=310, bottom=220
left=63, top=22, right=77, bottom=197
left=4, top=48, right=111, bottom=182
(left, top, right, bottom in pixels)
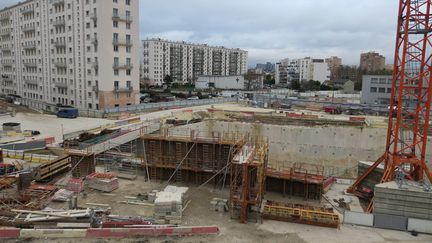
left=0, top=226, right=220, bottom=239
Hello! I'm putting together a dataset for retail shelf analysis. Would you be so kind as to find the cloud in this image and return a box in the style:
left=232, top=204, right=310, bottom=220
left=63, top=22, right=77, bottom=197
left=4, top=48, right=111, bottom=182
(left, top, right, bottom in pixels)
left=140, top=0, right=398, bottom=66
left=2, top=0, right=399, bottom=66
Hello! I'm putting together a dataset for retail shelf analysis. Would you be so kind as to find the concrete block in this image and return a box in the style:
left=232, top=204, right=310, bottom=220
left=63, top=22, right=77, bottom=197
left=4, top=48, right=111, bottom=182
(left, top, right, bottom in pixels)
left=407, top=218, right=432, bottom=234
left=343, top=211, right=374, bottom=227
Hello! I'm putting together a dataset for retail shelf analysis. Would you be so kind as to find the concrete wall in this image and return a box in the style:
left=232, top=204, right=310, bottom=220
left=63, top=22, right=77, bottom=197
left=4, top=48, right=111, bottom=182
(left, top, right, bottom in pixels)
left=170, top=120, right=432, bottom=177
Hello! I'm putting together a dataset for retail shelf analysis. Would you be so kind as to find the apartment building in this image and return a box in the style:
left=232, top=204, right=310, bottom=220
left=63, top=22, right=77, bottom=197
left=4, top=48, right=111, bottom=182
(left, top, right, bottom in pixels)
left=360, top=51, right=386, bottom=72
left=142, top=38, right=248, bottom=86
left=275, top=57, right=330, bottom=86
left=0, top=0, right=140, bottom=111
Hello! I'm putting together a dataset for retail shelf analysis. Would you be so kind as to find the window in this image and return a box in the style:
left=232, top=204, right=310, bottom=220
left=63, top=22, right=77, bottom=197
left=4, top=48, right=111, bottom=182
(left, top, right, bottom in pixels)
left=114, top=81, right=119, bottom=89
left=113, top=21, right=118, bottom=28
left=387, top=88, right=392, bottom=93
left=114, top=70, right=119, bottom=75
left=114, top=45, right=118, bottom=52
left=378, top=87, right=386, bottom=93
left=370, top=87, right=377, bottom=93
left=126, top=80, right=131, bottom=88
left=126, top=23, right=130, bottom=29
left=126, top=69, right=131, bottom=75
left=371, top=78, right=378, bottom=84
left=113, top=0, right=117, bottom=3
left=126, top=0, right=130, bottom=5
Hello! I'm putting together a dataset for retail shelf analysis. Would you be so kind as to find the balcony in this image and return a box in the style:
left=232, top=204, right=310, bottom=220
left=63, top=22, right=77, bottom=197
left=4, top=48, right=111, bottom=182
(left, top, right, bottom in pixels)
left=53, top=19, right=66, bottom=27
left=113, top=86, right=133, bottom=93
left=91, top=37, right=98, bottom=45
left=50, top=0, right=65, bottom=6
left=23, top=62, right=37, bottom=68
left=22, top=43, right=36, bottom=50
left=54, top=40, right=66, bottom=48
left=22, top=26, right=35, bottom=32
left=2, top=76, right=13, bottom=82
left=55, top=82, right=68, bottom=88
left=90, top=13, right=97, bottom=20
left=0, top=15, right=10, bottom=21
left=92, top=86, right=99, bottom=92
left=1, top=30, right=11, bottom=37
left=2, top=63, right=13, bottom=67
left=92, top=61, right=98, bottom=69
left=24, top=79, right=39, bottom=85
left=21, top=8, right=34, bottom=15
left=113, top=63, right=133, bottom=70
left=112, top=13, right=133, bottom=23
left=112, top=38, right=133, bottom=47
left=54, top=61, right=67, bottom=68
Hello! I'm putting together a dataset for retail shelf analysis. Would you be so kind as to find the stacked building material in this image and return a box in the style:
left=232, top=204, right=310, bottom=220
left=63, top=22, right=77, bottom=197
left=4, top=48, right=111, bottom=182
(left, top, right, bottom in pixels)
left=86, top=173, right=119, bottom=192
left=374, top=181, right=432, bottom=220
left=67, top=178, right=84, bottom=192
left=209, top=198, right=228, bottom=212
left=52, top=189, right=74, bottom=202
left=154, top=186, right=188, bottom=225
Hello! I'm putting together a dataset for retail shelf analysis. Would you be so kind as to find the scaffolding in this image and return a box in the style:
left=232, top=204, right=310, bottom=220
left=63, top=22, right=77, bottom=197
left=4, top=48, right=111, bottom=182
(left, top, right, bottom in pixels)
left=229, top=143, right=268, bottom=224
left=141, top=130, right=245, bottom=185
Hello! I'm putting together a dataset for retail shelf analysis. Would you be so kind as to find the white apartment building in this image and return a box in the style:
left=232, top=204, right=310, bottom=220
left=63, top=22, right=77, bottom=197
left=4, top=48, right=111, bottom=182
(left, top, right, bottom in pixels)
left=142, top=38, right=248, bottom=86
left=299, top=57, right=330, bottom=83
left=276, top=57, right=331, bottom=86
left=0, top=0, right=140, bottom=111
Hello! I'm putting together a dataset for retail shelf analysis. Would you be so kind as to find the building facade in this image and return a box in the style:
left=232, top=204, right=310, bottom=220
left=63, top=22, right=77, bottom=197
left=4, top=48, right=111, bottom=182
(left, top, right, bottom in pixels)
left=195, top=75, right=245, bottom=90
left=360, top=51, right=386, bottom=72
left=361, top=75, right=392, bottom=104
left=325, top=56, right=342, bottom=81
left=142, top=38, right=248, bottom=86
left=0, top=0, right=140, bottom=111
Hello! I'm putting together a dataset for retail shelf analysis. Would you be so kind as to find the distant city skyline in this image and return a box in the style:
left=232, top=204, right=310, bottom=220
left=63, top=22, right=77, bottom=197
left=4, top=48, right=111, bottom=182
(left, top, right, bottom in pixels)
left=0, top=0, right=398, bottom=66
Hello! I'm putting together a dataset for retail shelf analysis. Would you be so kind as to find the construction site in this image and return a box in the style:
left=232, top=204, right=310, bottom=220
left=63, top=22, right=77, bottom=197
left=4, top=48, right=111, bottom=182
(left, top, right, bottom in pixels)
left=2, top=1, right=432, bottom=243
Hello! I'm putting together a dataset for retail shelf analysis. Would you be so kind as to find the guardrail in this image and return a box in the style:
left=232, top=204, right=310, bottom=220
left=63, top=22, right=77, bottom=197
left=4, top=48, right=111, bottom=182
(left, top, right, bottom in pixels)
left=1, top=149, right=58, bottom=163
left=103, top=97, right=237, bottom=114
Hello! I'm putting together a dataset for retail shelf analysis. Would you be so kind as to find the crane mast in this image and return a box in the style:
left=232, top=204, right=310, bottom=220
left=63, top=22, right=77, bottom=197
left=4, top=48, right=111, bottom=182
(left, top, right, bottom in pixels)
left=348, top=0, right=432, bottom=212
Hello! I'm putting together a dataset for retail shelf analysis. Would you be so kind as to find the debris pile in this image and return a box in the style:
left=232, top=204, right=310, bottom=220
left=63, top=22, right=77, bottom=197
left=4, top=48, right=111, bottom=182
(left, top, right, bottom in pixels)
left=86, top=172, right=119, bottom=192
left=210, top=198, right=228, bottom=212
left=154, top=186, right=188, bottom=225
left=52, top=189, right=74, bottom=202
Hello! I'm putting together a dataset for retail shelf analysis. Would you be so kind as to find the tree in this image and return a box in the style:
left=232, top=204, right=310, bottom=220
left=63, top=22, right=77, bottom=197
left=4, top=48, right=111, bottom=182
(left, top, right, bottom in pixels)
left=264, top=74, right=275, bottom=85
left=290, top=80, right=301, bottom=91
left=301, top=80, right=321, bottom=91
left=163, top=75, right=173, bottom=85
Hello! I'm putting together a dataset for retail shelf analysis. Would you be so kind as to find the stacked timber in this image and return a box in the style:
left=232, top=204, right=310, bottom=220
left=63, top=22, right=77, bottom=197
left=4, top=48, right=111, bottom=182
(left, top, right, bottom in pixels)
left=34, top=156, right=71, bottom=182
left=374, top=181, right=432, bottom=220
left=86, top=172, right=119, bottom=192
left=154, top=186, right=188, bottom=225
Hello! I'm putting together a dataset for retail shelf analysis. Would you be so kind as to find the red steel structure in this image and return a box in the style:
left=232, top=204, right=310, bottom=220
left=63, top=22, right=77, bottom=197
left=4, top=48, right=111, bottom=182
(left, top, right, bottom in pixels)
left=348, top=0, right=432, bottom=212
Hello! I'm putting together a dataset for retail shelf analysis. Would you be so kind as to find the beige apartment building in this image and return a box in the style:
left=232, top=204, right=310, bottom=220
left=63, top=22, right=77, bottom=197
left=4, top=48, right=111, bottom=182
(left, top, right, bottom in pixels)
left=0, top=0, right=140, bottom=111
left=360, top=51, right=386, bottom=73
left=142, top=38, right=248, bottom=86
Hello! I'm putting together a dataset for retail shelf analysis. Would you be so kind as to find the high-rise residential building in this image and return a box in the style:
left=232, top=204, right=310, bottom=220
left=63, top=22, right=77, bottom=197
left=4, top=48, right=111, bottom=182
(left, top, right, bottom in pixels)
left=299, top=57, right=330, bottom=83
left=0, top=0, right=140, bottom=111
left=275, top=58, right=299, bottom=86
left=142, top=38, right=248, bottom=86
left=325, top=56, right=342, bottom=81
left=360, top=51, right=386, bottom=72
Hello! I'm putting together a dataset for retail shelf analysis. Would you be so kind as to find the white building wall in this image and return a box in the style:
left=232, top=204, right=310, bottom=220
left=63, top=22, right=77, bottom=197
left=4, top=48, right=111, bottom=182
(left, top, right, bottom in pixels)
left=312, top=62, right=331, bottom=84
left=0, top=0, right=140, bottom=110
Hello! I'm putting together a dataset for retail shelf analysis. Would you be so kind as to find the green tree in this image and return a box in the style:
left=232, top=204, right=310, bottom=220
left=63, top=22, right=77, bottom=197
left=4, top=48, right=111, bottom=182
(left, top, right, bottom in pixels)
left=290, top=80, right=301, bottom=91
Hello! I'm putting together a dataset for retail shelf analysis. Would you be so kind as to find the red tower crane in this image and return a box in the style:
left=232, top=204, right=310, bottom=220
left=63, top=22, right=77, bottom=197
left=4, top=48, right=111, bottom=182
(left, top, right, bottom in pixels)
left=348, top=0, right=432, bottom=213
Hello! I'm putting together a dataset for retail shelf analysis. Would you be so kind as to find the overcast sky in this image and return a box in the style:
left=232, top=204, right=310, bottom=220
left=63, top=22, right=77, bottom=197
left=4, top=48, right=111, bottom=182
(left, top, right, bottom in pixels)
left=1, top=0, right=398, bottom=66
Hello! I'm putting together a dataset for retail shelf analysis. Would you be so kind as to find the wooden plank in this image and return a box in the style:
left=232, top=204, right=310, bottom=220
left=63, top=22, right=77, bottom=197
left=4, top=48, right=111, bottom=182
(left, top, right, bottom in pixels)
left=57, top=223, right=91, bottom=228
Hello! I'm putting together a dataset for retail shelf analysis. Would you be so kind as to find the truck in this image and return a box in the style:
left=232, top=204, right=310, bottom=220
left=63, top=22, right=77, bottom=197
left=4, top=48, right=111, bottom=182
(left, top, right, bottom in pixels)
left=56, top=108, right=79, bottom=118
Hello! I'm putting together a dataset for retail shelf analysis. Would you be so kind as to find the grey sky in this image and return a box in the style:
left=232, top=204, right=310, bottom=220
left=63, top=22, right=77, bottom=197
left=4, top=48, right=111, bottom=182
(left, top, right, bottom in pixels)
left=2, top=0, right=398, bottom=66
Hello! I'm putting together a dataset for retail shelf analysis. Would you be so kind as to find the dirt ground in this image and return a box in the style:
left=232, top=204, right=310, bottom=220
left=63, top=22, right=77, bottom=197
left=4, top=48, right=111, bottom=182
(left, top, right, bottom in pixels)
left=3, top=170, right=430, bottom=243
